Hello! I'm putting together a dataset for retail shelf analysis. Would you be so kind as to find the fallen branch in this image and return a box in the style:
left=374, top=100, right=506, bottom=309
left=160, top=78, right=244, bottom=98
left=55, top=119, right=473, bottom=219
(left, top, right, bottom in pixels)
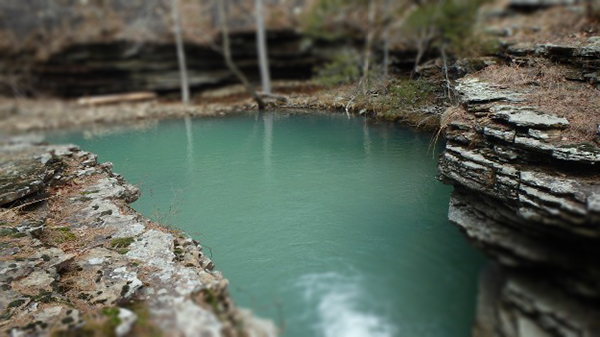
left=0, top=195, right=54, bottom=216
left=77, top=92, right=157, bottom=106
left=258, top=92, right=288, bottom=102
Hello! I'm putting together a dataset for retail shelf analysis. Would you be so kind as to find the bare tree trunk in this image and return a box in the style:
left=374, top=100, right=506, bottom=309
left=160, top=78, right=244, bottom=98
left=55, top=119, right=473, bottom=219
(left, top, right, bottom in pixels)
left=382, top=0, right=391, bottom=79
left=412, top=27, right=431, bottom=77
left=171, top=0, right=190, bottom=104
left=255, top=0, right=271, bottom=94
left=362, top=0, right=377, bottom=93
left=217, top=0, right=266, bottom=110
left=586, top=0, right=595, bottom=21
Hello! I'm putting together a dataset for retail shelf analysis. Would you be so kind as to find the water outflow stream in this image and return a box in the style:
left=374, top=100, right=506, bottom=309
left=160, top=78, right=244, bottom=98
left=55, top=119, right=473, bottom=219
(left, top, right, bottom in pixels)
left=50, top=112, right=484, bottom=337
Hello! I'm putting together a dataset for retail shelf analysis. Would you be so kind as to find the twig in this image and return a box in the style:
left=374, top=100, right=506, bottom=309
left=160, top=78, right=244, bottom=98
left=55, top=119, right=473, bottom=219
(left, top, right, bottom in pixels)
left=345, top=94, right=357, bottom=118
left=428, top=105, right=460, bottom=157
left=440, top=45, right=453, bottom=101
left=258, top=92, right=288, bottom=102
left=344, top=78, right=366, bottom=118
left=0, top=195, right=54, bottom=216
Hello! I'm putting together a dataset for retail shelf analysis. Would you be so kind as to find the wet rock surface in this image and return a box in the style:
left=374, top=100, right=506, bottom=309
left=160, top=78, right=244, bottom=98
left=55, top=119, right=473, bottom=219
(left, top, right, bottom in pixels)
left=0, top=139, right=276, bottom=336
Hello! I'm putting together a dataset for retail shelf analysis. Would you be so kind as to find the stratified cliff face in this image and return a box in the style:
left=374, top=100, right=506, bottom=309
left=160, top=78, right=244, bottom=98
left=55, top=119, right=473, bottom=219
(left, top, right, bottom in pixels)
left=0, top=0, right=308, bottom=53
left=0, top=0, right=325, bottom=97
left=0, top=0, right=423, bottom=97
left=26, top=31, right=320, bottom=97
left=438, top=39, right=600, bottom=336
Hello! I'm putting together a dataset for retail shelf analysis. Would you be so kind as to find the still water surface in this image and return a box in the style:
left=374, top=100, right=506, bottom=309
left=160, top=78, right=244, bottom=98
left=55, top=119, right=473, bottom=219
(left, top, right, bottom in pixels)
left=50, top=112, right=484, bottom=337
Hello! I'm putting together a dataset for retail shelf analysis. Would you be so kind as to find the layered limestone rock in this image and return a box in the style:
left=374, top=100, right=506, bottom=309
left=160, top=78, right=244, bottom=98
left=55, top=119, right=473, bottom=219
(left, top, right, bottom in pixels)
left=0, top=0, right=353, bottom=97
left=0, top=0, right=320, bottom=96
left=27, top=32, right=320, bottom=97
left=505, top=38, right=600, bottom=85
left=0, top=138, right=276, bottom=336
left=439, top=71, right=600, bottom=336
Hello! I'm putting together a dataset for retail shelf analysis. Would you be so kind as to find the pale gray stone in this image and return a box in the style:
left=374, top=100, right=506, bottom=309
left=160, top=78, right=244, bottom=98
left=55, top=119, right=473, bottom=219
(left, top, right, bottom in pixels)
left=456, top=78, right=524, bottom=104
left=116, top=308, right=138, bottom=337
left=491, top=105, right=569, bottom=129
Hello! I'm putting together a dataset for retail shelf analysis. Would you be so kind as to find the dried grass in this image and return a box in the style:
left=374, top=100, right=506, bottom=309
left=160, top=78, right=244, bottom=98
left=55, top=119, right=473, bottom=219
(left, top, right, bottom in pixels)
left=0, top=235, right=37, bottom=262
left=431, top=105, right=474, bottom=149
left=39, top=172, right=122, bottom=252
left=441, top=105, right=473, bottom=127
left=476, top=60, right=565, bottom=86
left=0, top=207, right=22, bottom=224
left=487, top=6, right=598, bottom=45
left=58, top=264, right=104, bottom=315
left=474, top=61, right=600, bottom=143
left=531, top=83, right=600, bottom=142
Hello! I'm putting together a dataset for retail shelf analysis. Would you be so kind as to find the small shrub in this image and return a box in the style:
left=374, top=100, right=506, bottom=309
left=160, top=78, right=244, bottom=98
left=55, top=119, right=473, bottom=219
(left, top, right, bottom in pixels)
left=314, top=53, right=361, bottom=87
left=368, top=78, right=442, bottom=127
left=301, top=0, right=361, bottom=40
left=403, top=0, right=496, bottom=58
left=101, top=307, right=120, bottom=326
left=382, top=78, right=437, bottom=110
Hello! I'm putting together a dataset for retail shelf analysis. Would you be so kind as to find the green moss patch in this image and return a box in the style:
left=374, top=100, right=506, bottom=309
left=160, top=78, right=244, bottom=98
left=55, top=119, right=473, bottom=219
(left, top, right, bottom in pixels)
left=109, top=237, right=135, bottom=254
left=51, top=227, right=76, bottom=242
left=109, top=237, right=134, bottom=248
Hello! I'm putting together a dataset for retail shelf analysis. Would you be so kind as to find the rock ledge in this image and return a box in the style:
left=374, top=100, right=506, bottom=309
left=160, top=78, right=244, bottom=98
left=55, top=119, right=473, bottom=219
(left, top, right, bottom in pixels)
left=0, top=139, right=276, bottom=337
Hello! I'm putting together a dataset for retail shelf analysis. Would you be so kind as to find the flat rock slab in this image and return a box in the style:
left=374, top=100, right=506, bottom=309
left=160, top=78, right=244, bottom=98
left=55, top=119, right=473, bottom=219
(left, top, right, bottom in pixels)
left=536, top=43, right=600, bottom=58
left=0, top=143, right=76, bottom=206
left=0, top=154, right=54, bottom=206
left=491, top=105, right=569, bottom=129
left=456, top=78, right=524, bottom=104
